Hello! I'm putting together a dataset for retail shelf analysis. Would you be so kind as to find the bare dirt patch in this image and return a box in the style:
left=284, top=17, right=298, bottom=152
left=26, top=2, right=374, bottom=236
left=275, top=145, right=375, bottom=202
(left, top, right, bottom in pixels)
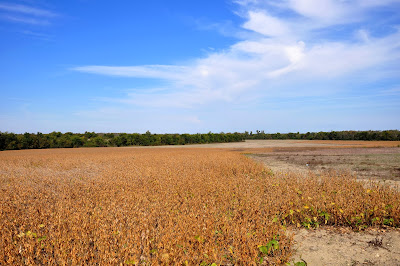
left=243, top=143, right=400, bottom=265
left=248, top=147, right=400, bottom=181
left=290, top=227, right=400, bottom=265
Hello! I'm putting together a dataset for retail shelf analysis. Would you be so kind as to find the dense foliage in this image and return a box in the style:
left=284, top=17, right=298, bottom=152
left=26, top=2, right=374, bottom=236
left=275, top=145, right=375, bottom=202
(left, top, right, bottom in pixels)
left=0, top=131, right=243, bottom=150
left=244, top=130, right=400, bottom=141
left=1, top=130, right=399, bottom=151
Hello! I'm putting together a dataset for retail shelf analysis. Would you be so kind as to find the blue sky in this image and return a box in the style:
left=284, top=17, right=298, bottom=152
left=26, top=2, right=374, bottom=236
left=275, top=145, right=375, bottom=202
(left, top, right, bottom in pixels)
left=1, top=0, right=399, bottom=134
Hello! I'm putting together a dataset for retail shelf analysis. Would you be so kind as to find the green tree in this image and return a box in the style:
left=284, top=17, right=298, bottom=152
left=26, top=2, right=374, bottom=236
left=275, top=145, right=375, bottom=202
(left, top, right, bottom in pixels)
left=71, top=136, right=84, bottom=147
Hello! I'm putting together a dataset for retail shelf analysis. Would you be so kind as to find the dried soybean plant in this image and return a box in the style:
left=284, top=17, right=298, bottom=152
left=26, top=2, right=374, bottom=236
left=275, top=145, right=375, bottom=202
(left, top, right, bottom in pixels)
left=0, top=148, right=398, bottom=265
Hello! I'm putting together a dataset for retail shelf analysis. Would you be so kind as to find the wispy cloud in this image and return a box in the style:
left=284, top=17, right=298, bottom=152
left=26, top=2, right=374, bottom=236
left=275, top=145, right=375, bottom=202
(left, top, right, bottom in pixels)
left=1, top=14, right=50, bottom=25
left=242, top=11, right=291, bottom=37
left=72, top=0, right=400, bottom=111
left=18, top=30, right=53, bottom=40
left=0, top=3, right=57, bottom=17
left=0, top=2, right=57, bottom=26
left=73, top=65, right=188, bottom=80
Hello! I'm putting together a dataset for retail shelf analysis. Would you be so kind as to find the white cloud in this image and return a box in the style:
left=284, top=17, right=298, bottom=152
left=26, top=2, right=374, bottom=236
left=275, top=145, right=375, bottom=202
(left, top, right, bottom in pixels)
left=72, top=0, right=400, bottom=111
left=357, top=0, right=400, bottom=8
left=356, top=29, right=370, bottom=43
left=0, top=3, right=57, bottom=17
left=242, top=11, right=290, bottom=37
left=287, top=0, right=351, bottom=22
left=0, top=2, right=57, bottom=26
left=73, top=65, right=188, bottom=80
left=1, top=14, right=50, bottom=25
left=234, top=0, right=259, bottom=6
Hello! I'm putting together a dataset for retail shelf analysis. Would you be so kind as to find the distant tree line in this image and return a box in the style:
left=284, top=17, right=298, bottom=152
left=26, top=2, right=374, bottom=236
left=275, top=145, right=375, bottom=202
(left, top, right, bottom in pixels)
left=0, top=131, right=244, bottom=151
left=1, top=130, right=399, bottom=151
left=243, top=130, right=400, bottom=141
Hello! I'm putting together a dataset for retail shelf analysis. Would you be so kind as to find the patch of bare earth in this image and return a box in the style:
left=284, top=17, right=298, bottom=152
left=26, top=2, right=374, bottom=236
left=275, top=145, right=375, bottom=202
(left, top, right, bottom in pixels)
left=290, top=227, right=400, bottom=266
left=247, top=147, right=400, bottom=183
left=245, top=143, right=400, bottom=265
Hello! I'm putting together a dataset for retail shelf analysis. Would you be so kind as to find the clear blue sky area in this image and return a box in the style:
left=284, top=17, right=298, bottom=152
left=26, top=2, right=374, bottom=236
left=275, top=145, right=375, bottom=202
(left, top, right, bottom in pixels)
left=1, top=0, right=399, bottom=133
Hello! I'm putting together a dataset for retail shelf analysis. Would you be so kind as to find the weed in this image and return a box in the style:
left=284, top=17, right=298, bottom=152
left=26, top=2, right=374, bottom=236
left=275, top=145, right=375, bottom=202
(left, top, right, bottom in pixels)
left=383, top=218, right=394, bottom=226
left=368, top=237, right=383, bottom=248
left=258, top=235, right=280, bottom=263
left=286, top=258, right=307, bottom=265
left=294, top=259, right=307, bottom=266
left=318, top=210, right=330, bottom=224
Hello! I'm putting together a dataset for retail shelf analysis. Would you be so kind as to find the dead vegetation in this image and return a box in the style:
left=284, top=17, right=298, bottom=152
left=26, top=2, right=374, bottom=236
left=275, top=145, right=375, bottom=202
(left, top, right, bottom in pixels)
left=248, top=147, right=400, bottom=181
left=368, top=237, right=383, bottom=248
left=0, top=148, right=399, bottom=264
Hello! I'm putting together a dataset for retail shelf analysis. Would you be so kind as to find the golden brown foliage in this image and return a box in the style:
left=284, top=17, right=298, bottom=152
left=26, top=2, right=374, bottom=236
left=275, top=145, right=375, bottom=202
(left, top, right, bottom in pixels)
left=0, top=148, right=399, bottom=265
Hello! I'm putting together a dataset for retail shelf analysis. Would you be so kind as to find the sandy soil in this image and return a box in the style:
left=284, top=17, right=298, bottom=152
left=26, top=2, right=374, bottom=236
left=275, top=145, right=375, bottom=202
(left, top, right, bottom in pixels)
left=290, top=227, right=400, bottom=266
left=248, top=147, right=400, bottom=181
left=240, top=142, right=400, bottom=265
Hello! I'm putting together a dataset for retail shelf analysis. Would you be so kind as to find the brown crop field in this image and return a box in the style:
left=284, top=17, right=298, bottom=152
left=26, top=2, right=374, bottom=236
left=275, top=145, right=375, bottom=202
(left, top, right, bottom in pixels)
left=1, top=146, right=400, bottom=265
